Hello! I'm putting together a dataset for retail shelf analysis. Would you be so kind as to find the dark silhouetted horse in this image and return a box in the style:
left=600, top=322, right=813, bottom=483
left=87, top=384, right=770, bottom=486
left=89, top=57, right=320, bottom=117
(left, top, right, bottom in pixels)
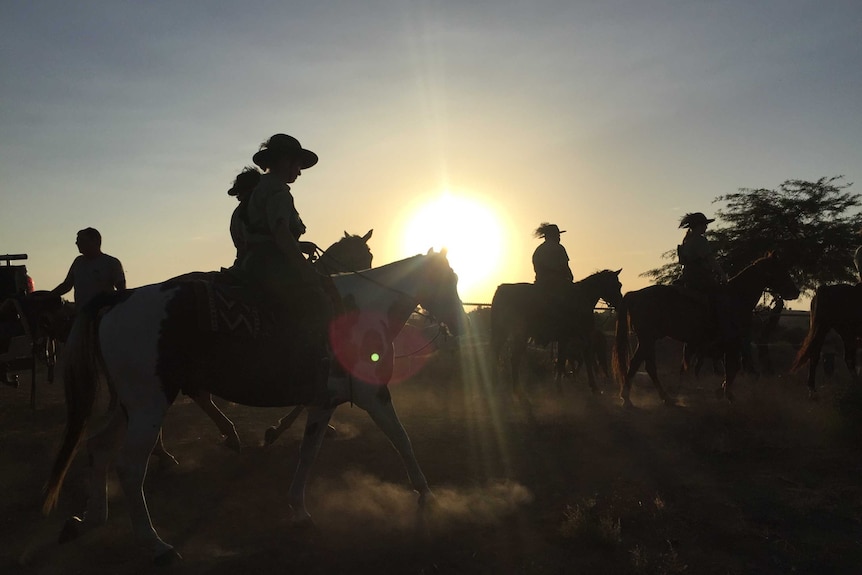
left=613, top=252, right=799, bottom=407
left=491, top=269, right=622, bottom=395
left=791, top=283, right=862, bottom=398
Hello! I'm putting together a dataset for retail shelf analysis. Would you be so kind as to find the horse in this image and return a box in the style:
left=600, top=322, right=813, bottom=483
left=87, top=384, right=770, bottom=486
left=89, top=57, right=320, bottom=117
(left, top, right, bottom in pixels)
left=490, top=269, right=623, bottom=396
left=42, top=249, right=465, bottom=564
left=791, top=283, right=862, bottom=398
left=150, top=229, right=375, bottom=460
left=613, top=252, right=800, bottom=407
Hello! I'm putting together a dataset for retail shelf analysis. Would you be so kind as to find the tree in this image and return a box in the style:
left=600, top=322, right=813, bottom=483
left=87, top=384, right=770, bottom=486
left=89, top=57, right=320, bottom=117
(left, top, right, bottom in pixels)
left=641, top=176, right=862, bottom=296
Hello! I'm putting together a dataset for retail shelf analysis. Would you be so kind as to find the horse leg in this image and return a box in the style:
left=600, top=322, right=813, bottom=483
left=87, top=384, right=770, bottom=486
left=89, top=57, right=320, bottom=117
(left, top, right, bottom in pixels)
left=510, top=339, right=527, bottom=399
left=354, top=384, right=432, bottom=506
left=643, top=343, right=673, bottom=405
left=264, top=406, right=305, bottom=445
left=553, top=341, right=564, bottom=392
left=719, top=346, right=742, bottom=403
left=60, top=408, right=126, bottom=543
left=620, top=343, right=646, bottom=407
left=837, top=328, right=859, bottom=382
left=191, top=392, right=241, bottom=452
left=114, top=408, right=178, bottom=563
left=286, top=405, right=336, bottom=526
left=149, top=431, right=179, bottom=466
left=804, top=332, right=827, bottom=399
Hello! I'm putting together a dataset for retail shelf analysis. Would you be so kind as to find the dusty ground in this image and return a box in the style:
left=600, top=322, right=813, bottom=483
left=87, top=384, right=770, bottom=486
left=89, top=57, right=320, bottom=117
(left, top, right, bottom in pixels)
left=1, top=339, right=861, bottom=575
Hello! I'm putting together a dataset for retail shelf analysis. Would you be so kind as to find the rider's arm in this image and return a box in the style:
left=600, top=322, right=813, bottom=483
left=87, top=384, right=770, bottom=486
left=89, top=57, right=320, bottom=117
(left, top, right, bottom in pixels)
left=273, top=219, right=319, bottom=283
left=51, top=263, right=75, bottom=297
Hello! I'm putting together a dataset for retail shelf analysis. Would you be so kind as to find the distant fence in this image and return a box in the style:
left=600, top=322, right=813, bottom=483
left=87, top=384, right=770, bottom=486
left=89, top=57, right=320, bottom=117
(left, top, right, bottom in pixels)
left=461, top=302, right=811, bottom=317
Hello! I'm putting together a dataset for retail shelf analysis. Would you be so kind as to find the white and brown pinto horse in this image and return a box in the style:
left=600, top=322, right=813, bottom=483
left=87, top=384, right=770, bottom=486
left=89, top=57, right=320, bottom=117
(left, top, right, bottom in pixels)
left=151, top=229, right=375, bottom=459
left=42, top=249, right=465, bottom=565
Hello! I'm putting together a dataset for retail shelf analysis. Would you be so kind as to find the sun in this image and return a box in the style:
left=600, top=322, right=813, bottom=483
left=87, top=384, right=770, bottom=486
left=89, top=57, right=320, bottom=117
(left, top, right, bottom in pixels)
left=398, top=191, right=506, bottom=303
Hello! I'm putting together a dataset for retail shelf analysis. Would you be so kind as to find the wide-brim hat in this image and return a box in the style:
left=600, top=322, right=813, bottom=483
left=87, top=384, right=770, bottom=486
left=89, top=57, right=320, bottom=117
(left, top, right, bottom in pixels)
left=536, top=223, right=566, bottom=237
left=252, top=134, right=319, bottom=170
left=679, top=212, right=715, bottom=229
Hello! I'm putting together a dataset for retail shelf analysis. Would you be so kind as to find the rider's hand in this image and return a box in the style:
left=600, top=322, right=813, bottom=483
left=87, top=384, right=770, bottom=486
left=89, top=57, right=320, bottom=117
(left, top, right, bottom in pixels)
left=298, top=241, right=318, bottom=262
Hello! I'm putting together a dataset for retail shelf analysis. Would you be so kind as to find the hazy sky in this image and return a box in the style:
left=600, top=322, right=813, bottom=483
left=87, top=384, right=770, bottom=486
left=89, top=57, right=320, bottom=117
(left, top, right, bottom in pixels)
left=2, top=1, right=860, bottom=306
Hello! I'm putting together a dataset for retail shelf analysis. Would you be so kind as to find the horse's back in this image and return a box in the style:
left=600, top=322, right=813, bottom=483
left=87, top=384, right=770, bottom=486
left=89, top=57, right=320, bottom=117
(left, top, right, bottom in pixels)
left=622, top=284, right=708, bottom=340
left=812, top=283, right=862, bottom=325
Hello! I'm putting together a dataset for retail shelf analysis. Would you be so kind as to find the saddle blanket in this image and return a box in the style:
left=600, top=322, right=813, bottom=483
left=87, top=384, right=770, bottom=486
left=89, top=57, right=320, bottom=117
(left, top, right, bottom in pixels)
left=192, top=280, right=262, bottom=339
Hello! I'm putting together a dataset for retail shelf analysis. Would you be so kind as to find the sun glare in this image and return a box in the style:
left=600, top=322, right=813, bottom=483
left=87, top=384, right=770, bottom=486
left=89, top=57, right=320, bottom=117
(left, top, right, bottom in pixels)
left=399, top=192, right=506, bottom=303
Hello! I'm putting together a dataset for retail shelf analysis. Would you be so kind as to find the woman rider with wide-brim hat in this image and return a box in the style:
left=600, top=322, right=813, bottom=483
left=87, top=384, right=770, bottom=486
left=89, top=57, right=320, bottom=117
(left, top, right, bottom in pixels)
left=240, top=133, right=335, bottom=398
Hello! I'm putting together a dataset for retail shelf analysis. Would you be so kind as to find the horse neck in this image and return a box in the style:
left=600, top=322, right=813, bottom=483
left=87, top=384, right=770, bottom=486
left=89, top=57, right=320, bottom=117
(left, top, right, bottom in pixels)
left=727, top=263, right=771, bottom=308
left=572, top=274, right=605, bottom=308
left=333, top=256, right=425, bottom=325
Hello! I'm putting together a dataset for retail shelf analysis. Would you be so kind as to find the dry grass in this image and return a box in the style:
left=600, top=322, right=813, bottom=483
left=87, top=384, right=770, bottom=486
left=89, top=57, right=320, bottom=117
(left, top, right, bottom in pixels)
left=1, top=333, right=861, bottom=574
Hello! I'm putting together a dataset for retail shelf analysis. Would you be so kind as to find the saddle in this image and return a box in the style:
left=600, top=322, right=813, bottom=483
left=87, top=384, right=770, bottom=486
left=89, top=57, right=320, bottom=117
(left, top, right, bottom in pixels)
left=160, top=270, right=334, bottom=406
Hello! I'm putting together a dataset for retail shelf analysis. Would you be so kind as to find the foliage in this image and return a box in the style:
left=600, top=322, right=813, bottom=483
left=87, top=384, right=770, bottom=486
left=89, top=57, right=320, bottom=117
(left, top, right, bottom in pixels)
left=641, top=177, right=862, bottom=296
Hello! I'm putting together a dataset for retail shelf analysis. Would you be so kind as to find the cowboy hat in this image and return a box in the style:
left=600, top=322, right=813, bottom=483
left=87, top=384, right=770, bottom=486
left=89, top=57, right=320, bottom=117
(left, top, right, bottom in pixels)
left=252, top=134, right=319, bottom=170
left=535, top=222, right=566, bottom=238
left=679, top=212, right=715, bottom=229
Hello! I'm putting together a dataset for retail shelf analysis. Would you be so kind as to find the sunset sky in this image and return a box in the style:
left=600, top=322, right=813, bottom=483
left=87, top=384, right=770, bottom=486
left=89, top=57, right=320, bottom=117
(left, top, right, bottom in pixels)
left=2, top=1, right=860, bottom=307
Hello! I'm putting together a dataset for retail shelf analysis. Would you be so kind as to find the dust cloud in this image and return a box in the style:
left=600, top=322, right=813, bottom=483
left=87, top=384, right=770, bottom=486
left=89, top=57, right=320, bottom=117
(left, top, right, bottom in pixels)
left=315, top=470, right=532, bottom=532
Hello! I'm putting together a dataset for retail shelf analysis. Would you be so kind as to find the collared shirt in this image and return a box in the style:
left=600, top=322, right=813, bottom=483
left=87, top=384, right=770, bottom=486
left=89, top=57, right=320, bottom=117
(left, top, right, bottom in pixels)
left=245, top=173, right=306, bottom=242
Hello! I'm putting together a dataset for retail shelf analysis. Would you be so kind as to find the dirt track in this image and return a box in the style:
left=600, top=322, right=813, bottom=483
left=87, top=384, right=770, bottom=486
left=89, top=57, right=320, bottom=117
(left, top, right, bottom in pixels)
left=1, top=341, right=861, bottom=574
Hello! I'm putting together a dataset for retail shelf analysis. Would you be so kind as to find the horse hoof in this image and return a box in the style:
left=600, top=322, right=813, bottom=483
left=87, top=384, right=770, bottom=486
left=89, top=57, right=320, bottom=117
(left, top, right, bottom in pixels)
left=620, top=397, right=633, bottom=409
left=714, top=387, right=725, bottom=400
left=808, top=390, right=819, bottom=402
left=154, top=548, right=182, bottom=566
left=58, top=516, right=83, bottom=544
left=325, top=424, right=338, bottom=438
left=290, top=516, right=315, bottom=530
left=418, top=490, right=437, bottom=509
left=662, top=396, right=676, bottom=407
left=224, top=434, right=242, bottom=453
left=263, top=427, right=278, bottom=446
left=155, top=451, right=179, bottom=466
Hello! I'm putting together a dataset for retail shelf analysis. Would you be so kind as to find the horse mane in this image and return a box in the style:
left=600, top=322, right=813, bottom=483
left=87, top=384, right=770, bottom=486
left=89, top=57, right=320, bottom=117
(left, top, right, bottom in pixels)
left=728, top=251, right=777, bottom=282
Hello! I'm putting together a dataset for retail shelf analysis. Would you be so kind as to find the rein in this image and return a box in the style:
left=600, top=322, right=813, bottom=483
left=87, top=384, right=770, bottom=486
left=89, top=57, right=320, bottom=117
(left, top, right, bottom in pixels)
left=393, top=321, right=446, bottom=359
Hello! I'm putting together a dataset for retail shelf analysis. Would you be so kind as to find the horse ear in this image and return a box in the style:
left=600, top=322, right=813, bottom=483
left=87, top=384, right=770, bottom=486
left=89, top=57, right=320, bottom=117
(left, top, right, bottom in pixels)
left=427, top=248, right=434, bottom=255
left=344, top=231, right=350, bottom=238
left=440, top=247, right=448, bottom=258
left=362, top=229, right=373, bottom=241
left=614, top=268, right=622, bottom=276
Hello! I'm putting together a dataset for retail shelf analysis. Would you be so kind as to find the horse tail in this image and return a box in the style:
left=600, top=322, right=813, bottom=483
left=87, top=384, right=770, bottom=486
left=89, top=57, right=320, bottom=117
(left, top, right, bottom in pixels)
left=612, top=294, right=631, bottom=385
left=791, top=290, right=823, bottom=372
left=42, top=305, right=102, bottom=514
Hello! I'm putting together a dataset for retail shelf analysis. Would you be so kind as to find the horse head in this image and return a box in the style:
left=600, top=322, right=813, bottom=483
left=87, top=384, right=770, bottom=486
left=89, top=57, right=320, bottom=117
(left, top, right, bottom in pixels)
left=414, top=249, right=467, bottom=336
left=596, top=269, right=623, bottom=308
left=740, top=252, right=800, bottom=301
left=317, top=230, right=374, bottom=274
left=576, top=269, right=623, bottom=309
